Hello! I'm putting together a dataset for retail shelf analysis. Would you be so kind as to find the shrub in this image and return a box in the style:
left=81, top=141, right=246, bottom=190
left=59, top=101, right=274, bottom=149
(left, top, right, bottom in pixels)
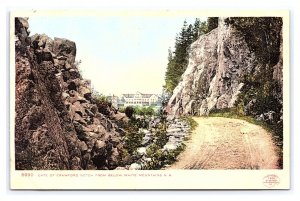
left=153, top=122, right=168, bottom=148
left=123, top=122, right=144, bottom=155
left=119, top=148, right=132, bottom=166
left=143, top=144, right=165, bottom=170
left=179, top=116, right=198, bottom=133
left=209, top=107, right=282, bottom=137
left=125, top=106, right=134, bottom=118
left=121, top=116, right=152, bottom=156
left=118, top=107, right=125, bottom=113
left=132, top=106, right=156, bottom=116
left=142, top=143, right=186, bottom=170
left=145, top=106, right=155, bottom=116
left=164, top=144, right=186, bottom=165
left=91, top=92, right=113, bottom=116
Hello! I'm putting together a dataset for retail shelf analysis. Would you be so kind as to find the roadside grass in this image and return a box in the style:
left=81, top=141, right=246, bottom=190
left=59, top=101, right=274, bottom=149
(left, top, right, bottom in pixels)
left=209, top=107, right=283, bottom=168
left=209, top=108, right=277, bottom=134
left=179, top=116, right=199, bottom=132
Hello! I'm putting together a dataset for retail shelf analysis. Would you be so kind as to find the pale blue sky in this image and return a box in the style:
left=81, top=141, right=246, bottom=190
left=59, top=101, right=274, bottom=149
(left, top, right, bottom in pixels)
left=29, top=15, right=206, bottom=96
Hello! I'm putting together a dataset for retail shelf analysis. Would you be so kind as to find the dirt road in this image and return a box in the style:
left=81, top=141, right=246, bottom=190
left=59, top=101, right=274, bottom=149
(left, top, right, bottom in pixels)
left=169, top=117, right=279, bottom=169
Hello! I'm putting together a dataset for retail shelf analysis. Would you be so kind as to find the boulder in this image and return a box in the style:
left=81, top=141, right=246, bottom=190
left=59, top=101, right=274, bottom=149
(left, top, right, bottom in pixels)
left=78, top=86, right=91, bottom=97
left=78, top=141, right=88, bottom=152
left=166, top=128, right=182, bottom=133
left=95, top=140, right=106, bottom=151
left=90, top=105, right=98, bottom=114
left=163, top=143, right=178, bottom=151
left=68, top=92, right=86, bottom=104
left=31, top=34, right=53, bottom=52
left=107, top=148, right=119, bottom=169
left=71, top=101, right=86, bottom=117
left=52, top=37, right=76, bottom=64
left=112, top=112, right=127, bottom=121
left=110, top=135, right=121, bottom=146
left=137, top=147, right=147, bottom=155
left=129, top=163, right=142, bottom=170
left=142, top=136, right=152, bottom=146
left=115, top=166, right=127, bottom=170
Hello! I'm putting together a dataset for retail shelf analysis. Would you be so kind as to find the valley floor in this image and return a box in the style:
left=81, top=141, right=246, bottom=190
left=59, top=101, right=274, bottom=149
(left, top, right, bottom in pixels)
left=168, top=117, right=280, bottom=169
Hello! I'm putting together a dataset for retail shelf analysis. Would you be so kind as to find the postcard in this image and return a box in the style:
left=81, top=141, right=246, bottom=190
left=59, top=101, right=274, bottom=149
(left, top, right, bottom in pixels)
left=10, top=10, right=290, bottom=189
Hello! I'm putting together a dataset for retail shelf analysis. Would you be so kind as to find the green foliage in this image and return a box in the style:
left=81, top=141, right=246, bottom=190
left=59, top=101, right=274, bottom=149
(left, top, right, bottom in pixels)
left=207, top=17, right=219, bottom=31
left=120, top=105, right=157, bottom=121
left=230, top=17, right=283, bottom=140
left=123, top=120, right=144, bottom=155
left=92, top=93, right=112, bottom=115
left=224, top=17, right=283, bottom=139
left=142, top=118, right=187, bottom=170
left=164, top=144, right=186, bottom=165
left=144, top=144, right=165, bottom=169
left=124, top=106, right=134, bottom=118
left=236, top=72, right=282, bottom=117
left=164, top=18, right=211, bottom=94
left=142, top=144, right=186, bottom=170
left=210, top=108, right=265, bottom=126
left=164, top=48, right=178, bottom=93
left=96, top=94, right=110, bottom=104
left=123, top=106, right=156, bottom=118
left=118, top=148, right=131, bottom=166
left=133, top=106, right=156, bottom=116
left=145, top=107, right=155, bottom=116
left=179, top=116, right=198, bottom=133
left=209, top=107, right=282, bottom=140
left=152, top=121, right=168, bottom=148
left=192, top=18, right=209, bottom=40
left=121, top=114, right=169, bottom=167
left=225, top=17, right=282, bottom=65
left=118, top=107, right=125, bottom=113
left=209, top=108, right=283, bottom=168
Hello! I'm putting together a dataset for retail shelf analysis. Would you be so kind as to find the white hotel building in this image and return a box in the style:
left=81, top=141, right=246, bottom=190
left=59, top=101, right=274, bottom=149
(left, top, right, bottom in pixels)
left=117, top=91, right=161, bottom=108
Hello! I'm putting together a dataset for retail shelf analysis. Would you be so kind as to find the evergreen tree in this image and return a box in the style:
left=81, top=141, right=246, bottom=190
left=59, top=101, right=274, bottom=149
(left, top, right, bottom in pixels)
left=192, top=18, right=211, bottom=42
left=164, top=18, right=213, bottom=94
left=207, top=17, right=218, bottom=31
left=164, top=48, right=176, bottom=92
left=192, top=18, right=200, bottom=41
left=187, top=24, right=194, bottom=44
left=199, top=21, right=209, bottom=35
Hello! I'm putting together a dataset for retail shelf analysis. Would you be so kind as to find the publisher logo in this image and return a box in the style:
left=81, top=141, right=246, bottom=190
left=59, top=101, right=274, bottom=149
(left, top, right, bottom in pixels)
left=263, top=174, right=280, bottom=188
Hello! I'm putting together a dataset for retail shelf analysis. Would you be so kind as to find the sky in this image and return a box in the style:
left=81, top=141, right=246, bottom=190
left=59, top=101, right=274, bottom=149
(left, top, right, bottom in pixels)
left=28, top=15, right=206, bottom=96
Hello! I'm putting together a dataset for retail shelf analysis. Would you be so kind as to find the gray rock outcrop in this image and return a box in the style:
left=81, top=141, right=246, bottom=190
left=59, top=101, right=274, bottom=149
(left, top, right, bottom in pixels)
left=166, top=17, right=283, bottom=122
left=15, top=17, right=124, bottom=170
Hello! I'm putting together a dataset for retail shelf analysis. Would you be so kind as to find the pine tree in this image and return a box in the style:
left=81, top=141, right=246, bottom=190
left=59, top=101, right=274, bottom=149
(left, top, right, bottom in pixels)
left=164, top=18, right=213, bottom=94
left=192, top=18, right=200, bottom=41
left=164, top=48, right=176, bottom=92
left=207, top=17, right=218, bottom=31
left=192, top=18, right=209, bottom=41
left=199, top=21, right=209, bottom=35
left=187, top=24, right=194, bottom=44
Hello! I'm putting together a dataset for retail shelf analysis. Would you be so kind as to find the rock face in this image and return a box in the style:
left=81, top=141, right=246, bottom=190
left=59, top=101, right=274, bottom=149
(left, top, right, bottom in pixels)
left=14, top=18, right=124, bottom=170
left=166, top=17, right=283, bottom=121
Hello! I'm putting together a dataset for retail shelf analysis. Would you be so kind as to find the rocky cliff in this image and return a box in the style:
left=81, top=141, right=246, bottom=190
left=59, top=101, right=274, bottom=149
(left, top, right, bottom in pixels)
left=14, top=17, right=125, bottom=170
left=166, top=17, right=283, bottom=125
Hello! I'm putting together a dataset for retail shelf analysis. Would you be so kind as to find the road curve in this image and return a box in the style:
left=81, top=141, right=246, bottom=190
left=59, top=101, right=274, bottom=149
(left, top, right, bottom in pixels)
left=168, top=117, right=280, bottom=169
